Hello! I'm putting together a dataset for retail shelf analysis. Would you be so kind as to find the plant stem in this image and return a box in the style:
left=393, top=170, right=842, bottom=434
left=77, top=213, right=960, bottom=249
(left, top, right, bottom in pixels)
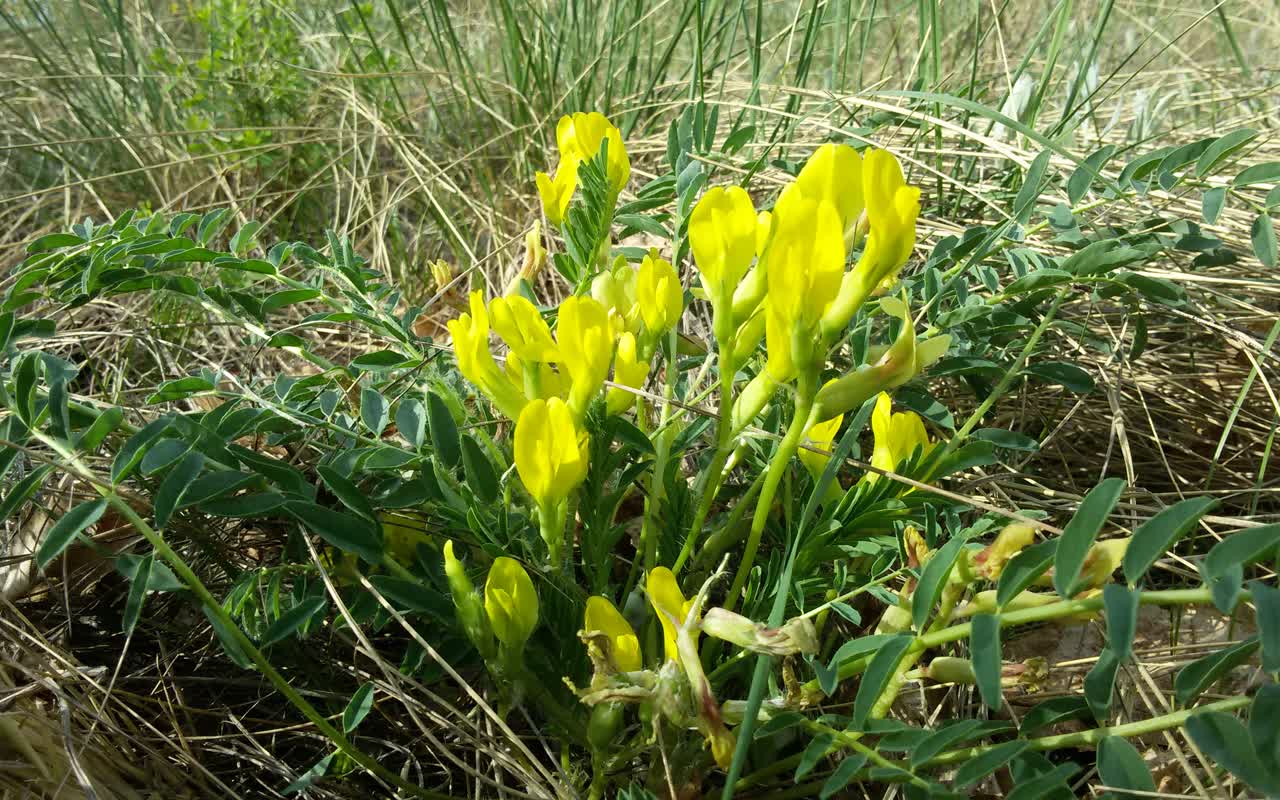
left=674, top=293, right=739, bottom=575
left=723, top=376, right=817, bottom=612
left=805, top=587, right=1226, bottom=696
left=946, top=287, right=1067, bottom=452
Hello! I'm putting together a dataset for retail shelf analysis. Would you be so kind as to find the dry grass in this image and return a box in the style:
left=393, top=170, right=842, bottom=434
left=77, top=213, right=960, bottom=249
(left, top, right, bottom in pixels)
left=1, top=0, right=1278, bottom=797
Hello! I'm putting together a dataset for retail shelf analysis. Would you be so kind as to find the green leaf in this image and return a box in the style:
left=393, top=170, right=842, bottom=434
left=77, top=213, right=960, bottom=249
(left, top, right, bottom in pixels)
left=154, top=451, right=205, bottom=529
left=1005, top=763, right=1079, bottom=800
left=27, top=233, right=86, bottom=253
left=427, top=391, right=460, bottom=468
left=115, top=553, right=183, bottom=592
left=75, top=406, right=124, bottom=453
left=180, top=471, right=258, bottom=508
left=197, top=208, right=232, bottom=246
left=230, top=220, right=262, bottom=255
left=1195, top=129, right=1258, bottom=177
left=461, top=435, right=499, bottom=504
left=36, top=499, right=107, bottom=570
left=13, top=351, right=39, bottom=424
left=970, top=613, right=1003, bottom=711
left=111, top=416, right=172, bottom=484
left=1022, top=361, right=1094, bottom=393
left=1084, top=648, right=1120, bottom=722
left=0, top=465, right=55, bottom=525
left=951, top=740, right=1030, bottom=788
left=1123, top=497, right=1216, bottom=585
left=395, top=397, right=425, bottom=450
left=971, top=428, right=1039, bottom=452
left=1174, top=636, right=1259, bottom=707
left=1019, top=696, right=1090, bottom=734
left=1203, top=522, right=1280, bottom=581
left=121, top=554, right=152, bottom=635
left=795, top=732, right=833, bottom=779
left=360, top=387, right=389, bottom=436
left=317, top=465, right=376, bottom=520
left=1053, top=478, right=1126, bottom=598
left=368, top=575, right=451, bottom=616
left=262, top=595, right=328, bottom=646
left=1202, top=186, right=1227, bottom=224
left=343, top=682, right=376, bottom=733
left=608, top=416, right=656, bottom=457
left=201, top=491, right=287, bottom=517
left=1103, top=584, right=1140, bottom=662
left=1250, top=581, right=1280, bottom=674
left=204, top=607, right=252, bottom=668
left=286, top=501, right=383, bottom=565
left=1249, top=684, right=1280, bottom=770
left=1251, top=214, right=1276, bottom=267
left=1233, top=162, right=1280, bottom=187
left=140, top=438, right=190, bottom=475
left=1186, top=711, right=1280, bottom=796
left=996, top=537, right=1057, bottom=607
left=283, top=753, right=334, bottom=795
left=1067, top=145, right=1116, bottom=205
left=909, top=720, right=985, bottom=769
left=262, top=289, right=320, bottom=313
left=851, top=634, right=914, bottom=729
left=1013, top=150, right=1053, bottom=225
left=912, top=535, right=970, bottom=630
left=1097, top=736, right=1155, bottom=799
left=819, top=753, right=868, bottom=799
left=350, top=349, right=410, bottom=370
left=1003, top=267, right=1072, bottom=296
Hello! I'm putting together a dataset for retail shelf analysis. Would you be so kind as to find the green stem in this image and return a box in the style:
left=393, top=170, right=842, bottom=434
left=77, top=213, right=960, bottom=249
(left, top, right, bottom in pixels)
left=723, top=377, right=818, bottom=612
left=945, top=288, right=1067, bottom=454
left=806, top=587, right=1225, bottom=696
left=675, top=292, right=739, bottom=574
left=927, top=696, right=1250, bottom=767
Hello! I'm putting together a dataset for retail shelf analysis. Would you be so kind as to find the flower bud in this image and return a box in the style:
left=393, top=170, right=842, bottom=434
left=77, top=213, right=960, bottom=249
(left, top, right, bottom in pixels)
left=443, top=541, right=496, bottom=658
left=973, top=524, right=1036, bottom=580
left=636, top=251, right=683, bottom=338
left=484, top=556, right=539, bottom=649
left=606, top=332, right=649, bottom=415
left=519, top=221, right=547, bottom=284
left=701, top=607, right=819, bottom=656
left=1078, top=539, right=1130, bottom=591
left=730, top=371, right=777, bottom=434
left=868, top=392, right=933, bottom=484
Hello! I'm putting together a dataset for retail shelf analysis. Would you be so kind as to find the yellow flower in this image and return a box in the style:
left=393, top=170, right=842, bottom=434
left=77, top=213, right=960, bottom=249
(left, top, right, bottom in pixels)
left=606, top=332, right=649, bottom=415
left=799, top=413, right=844, bottom=480
left=689, top=186, right=757, bottom=304
left=429, top=260, right=453, bottom=293
left=535, top=112, right=630, bottom=225
left=447, top=291, right=526, bottom=420
left=519, top=221, right=547, bottom=284
left=785, top=142, right=864, bottom=235
left=762, top=197, right=845, bottom=377
left=514, top=397, right=589, bottom=508
left=590, top=258, right=640, bottom=334
left=556, top=295, right=616, bottom=416
left=556, top=112, right=630, bottom=195
left=489, top=294, right=559, bottom=363
left=635, top=251, right=683, bottom=338
left=535, top=166, right=576, bottom=227
left=647, top=567, right=698, bottom=662
left=484, top=556, right=539, bottom=648
left=868, top=392, right=933, bottom=482
left=821, top=148, right=921, bottom=336
left=584, top=596, right=642, bottom=672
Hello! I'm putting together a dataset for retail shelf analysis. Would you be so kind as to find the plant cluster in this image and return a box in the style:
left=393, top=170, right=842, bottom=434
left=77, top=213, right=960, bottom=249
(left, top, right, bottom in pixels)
left=2, top=107, right=1278, bottom=799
